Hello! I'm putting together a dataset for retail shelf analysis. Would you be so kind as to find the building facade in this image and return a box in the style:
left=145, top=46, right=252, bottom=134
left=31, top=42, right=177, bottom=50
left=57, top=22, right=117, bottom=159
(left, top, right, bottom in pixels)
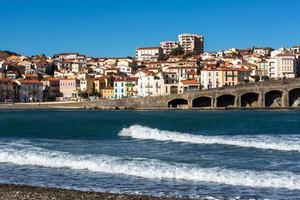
left=0, top=78, right=13, bottom=102
left=14, top=80, right=43, bottom=102
left=268, top=53, right=296, bottom=79
left=160, top=41, right=179, bottom=55
left=136, top=47, right=163, bottom=62
left=178, top=33, right=204, bottom=54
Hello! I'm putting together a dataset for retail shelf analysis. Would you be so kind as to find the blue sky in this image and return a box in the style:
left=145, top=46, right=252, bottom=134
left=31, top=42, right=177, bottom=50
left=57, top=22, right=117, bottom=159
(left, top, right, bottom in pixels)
left=0, top=0, right=299, bottom=57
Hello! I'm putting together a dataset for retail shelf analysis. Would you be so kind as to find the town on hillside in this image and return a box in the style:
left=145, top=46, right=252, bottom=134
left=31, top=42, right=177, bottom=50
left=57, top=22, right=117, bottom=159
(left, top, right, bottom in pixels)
left=0, top=33, right=300, bottom=103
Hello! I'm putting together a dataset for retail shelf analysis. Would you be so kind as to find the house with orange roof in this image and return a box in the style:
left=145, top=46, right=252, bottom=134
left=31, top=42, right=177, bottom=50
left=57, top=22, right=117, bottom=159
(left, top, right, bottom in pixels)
left=178, top=79, right=200, bottom=93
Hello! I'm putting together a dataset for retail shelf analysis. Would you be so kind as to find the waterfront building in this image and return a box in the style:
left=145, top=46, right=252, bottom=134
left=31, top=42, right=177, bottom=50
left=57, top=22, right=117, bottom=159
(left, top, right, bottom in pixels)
left=222, top=68, right=250, bottom=86
left=201, top=68, right=223, bottom=89
left=178, top=79, right=200, bottom=93
left=160, top=41, right=179, bottom=55
left=94, top=77, right=107, bottom=94
left=268, top=53, right=297, bottom=79
left=136, top=47, right=163, bottom=62
left=0, top=78, right=13, bottom=102
left=59, top=79, right=79, bottom=100
left=114, top=77, right=138, bottom=99
left=13, top=79, right=43, bottom=102
left=136, top=72, right=165, bottom=97
left=101, top=87, right=114, bottom=99
left=41, top=77, right=61, bottom=100
left=201, top=67, right=250, bottom=89
left=79, top=77, right=94, bottom=95
left=178, top=33, right=204, bottom=54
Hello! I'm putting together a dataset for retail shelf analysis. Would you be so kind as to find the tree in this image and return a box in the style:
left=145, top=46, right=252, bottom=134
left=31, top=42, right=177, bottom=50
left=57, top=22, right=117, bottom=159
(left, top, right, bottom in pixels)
left=78, top=91, right=88, bottom=98
left=170, top=46, right=184, bottom=56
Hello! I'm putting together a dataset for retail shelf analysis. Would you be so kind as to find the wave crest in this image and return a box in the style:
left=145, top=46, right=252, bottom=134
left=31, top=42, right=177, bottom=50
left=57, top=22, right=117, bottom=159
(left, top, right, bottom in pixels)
left=0, top=143, right=299, bottom=190
left=119, top=125, right=300, bottom=152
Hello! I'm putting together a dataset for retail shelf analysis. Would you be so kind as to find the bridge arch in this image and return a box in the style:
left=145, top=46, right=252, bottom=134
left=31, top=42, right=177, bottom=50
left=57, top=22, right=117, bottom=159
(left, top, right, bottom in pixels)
left=168, top=98, right=188, bottom=108
left=217, top=94, right=236, bottom=107
left=289, top=88, right=300, bottom=107
left=240, top=92, right=260, bottom=107
left=192, top=96, right=212, bottom=107
left=264, top=90, right=284, bottom=107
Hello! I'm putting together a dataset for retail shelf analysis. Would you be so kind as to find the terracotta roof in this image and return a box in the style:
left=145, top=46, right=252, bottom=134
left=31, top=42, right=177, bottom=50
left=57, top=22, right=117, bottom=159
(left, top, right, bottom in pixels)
left=187, top=71, right=197, bottom=75
left=0, top=78, right=13, bottom=83
left=276, top=53, right=295, bottom=57
left=18, top=80, right=42, bottom=85
left=180, top=79, right=199, bottom=85
left=24, top=73, right=38, bottom=77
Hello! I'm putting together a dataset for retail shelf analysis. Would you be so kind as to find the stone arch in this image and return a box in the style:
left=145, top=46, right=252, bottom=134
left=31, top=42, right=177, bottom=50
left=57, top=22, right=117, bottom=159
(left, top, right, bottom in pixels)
left=265, top=90, right=283, bottom=107
left=168, top=98, right=188, bottom=108
left=289, top=88, right=300, bottom=107
left=217, top=94, right=236, bottom=107
left=240, top=92, right=260, bottom=107
left=192, top=96, right=212, bottom=107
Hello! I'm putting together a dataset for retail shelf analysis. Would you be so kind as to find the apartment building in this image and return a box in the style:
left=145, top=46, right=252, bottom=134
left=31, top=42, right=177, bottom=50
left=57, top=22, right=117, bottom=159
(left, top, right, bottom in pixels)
left=178, top=33, right=204, bottom=54
left=59, top=79, right=79, bottom=100
left=268, top=53, right=296, bottom=79
left=160, top=41, right=179, bottom=55
left=136, top=47, right=163, bottom=62
left=13, top=80, right=43, bottom=102
left=201, top=68, right=250, bottom=89
left=114, top=77, right=138, bottom=99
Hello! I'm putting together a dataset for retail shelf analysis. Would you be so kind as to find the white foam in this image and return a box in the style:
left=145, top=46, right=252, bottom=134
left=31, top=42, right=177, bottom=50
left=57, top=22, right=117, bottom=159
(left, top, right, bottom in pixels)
left=119, top=125, right=300, bottom=152
left=0, top=144, right=299, bottom=190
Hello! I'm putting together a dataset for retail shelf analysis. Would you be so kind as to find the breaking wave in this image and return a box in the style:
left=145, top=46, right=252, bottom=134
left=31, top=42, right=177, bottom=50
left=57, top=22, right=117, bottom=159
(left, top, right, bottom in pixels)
left=0, top=142, right=299, bottom=190
left=119, top=125, right=300, bottom=152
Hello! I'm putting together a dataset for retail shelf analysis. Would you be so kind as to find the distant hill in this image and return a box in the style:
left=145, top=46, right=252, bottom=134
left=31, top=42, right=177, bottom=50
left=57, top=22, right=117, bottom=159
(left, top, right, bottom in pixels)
left=0, top=50, right=20, bottom=60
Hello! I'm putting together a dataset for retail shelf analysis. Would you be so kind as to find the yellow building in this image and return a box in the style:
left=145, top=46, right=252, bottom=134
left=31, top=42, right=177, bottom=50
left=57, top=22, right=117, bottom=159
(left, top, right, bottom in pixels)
left=222, top=68, right=251, bottom=86
left=94, top=77, right=107, bottom=93
left=101, top=87, right=114, bottom=99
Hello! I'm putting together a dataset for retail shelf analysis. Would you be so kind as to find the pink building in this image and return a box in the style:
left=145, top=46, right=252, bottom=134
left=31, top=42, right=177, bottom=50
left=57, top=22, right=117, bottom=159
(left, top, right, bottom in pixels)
left=59, top=79, right=79, bottom=100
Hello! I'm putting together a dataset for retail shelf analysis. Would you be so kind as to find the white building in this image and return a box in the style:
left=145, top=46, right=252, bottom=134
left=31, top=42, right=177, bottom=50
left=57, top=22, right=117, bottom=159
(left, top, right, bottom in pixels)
left=268, top=53, right=296, bottom=79
left=135, top=72, right=165, bottom=97
left=253, top=47, right=273, bottom=56
left=200, top=69, right=223, bottom=89
left=117, top=60, right=133, bottom=74
left=160, top=41, right=179, bottom=55
left=136, top=47, right=163, bottom=62
left=178, top=33, right=204, bottom=54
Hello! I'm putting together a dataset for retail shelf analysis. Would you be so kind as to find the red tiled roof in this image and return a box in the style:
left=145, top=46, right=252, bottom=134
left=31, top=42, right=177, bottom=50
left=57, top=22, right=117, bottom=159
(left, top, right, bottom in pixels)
left=180, top=79, right=199, bottom=85
left=18, top=80, right=42, bottom=85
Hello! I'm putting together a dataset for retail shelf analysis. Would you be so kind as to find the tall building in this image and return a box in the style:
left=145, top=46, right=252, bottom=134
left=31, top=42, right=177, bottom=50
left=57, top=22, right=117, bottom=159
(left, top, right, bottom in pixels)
left=178, top=33, right=204, bottom=54
left=160, top=41, right=179, bottom=55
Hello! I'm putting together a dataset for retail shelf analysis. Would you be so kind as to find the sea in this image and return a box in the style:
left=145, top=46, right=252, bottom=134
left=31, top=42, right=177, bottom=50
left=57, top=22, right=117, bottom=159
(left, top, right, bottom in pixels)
left=0, top=110, right=300, bottom=200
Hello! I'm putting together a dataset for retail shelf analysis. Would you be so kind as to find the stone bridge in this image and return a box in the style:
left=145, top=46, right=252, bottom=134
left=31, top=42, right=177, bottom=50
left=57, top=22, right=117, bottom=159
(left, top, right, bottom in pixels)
left=91, top=78, right=300, bottom=109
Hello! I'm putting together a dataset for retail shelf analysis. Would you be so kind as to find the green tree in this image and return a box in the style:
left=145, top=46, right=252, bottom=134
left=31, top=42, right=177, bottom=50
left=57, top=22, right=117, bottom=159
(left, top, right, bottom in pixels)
left=170, top=46, right=184, bottom=56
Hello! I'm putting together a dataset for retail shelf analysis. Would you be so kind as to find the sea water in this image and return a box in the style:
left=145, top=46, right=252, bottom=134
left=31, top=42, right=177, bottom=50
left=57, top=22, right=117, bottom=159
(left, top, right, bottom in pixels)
left=0, top=110, right=300, bottom=199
